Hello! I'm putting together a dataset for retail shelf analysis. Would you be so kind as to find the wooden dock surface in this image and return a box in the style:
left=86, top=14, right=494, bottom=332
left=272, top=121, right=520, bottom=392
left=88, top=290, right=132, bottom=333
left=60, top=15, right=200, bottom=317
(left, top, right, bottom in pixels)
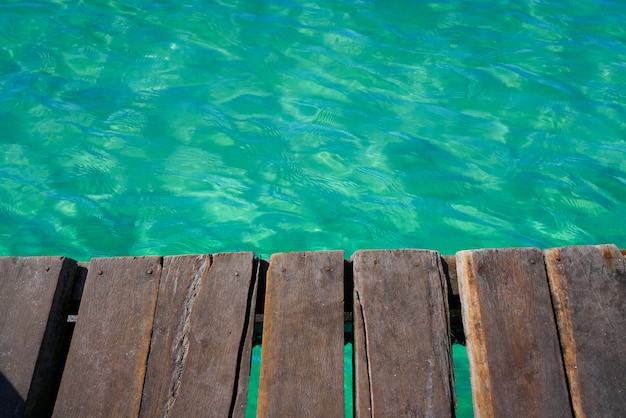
left=0, top=245, right=624, bottom=417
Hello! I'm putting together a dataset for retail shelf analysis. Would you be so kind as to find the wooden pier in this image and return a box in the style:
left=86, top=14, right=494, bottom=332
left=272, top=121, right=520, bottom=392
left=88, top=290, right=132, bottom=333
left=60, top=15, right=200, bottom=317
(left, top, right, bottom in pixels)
left=1, top=245, right=624, bottom=417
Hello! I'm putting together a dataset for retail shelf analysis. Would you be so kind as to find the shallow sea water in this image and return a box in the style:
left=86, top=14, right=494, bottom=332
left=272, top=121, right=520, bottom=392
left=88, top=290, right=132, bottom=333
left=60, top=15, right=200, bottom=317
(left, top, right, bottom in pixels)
left=1, top=0, right=625, bottom=416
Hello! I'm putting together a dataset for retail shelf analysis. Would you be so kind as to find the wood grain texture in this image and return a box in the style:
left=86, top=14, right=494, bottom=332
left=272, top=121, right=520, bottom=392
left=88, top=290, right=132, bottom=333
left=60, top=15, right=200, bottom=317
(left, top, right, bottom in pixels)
left=456, top=248, right=571, bottom=418
left=0, top=256, right=77, bottom=417
left=257, top=251, right=344, bottom=418
left=234, top=255, right=259, bottom=418
left=352, top=250, right=454, bottom=418
left=53, top=257, right=162, bottom=418
left=544, top=245, right=626, bottom=418
left=139, top=254, right=211, bottom=418
left=155, top=252, right=256, bottom=418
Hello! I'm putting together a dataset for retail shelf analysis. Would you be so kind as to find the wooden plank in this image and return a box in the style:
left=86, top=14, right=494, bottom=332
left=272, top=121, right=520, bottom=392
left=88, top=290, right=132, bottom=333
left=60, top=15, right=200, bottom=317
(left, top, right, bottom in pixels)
left=138, top=254, right=211, bottom=418
left=352, top=250, right=455, bottom=417
left=139, top=252, right=256, bottom=418
left=544, top=245, right=626, bottom=418
left=53, top=257, right=162, bottom=418
left=257, top=251, right=344, bottom=417
left=0, top=256, right=77, bottom=417
left=233, top=255, right=259, bottom=417
left=456, top=248, right=571, bottom=418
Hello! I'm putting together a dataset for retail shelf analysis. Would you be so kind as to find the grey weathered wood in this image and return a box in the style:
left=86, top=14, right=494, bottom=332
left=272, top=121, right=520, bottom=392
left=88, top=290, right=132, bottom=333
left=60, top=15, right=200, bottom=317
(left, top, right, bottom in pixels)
left=139, top=254, right=211, bottom=418
left=140, top=252, right=256, bottom=418
left=352, top=250, right=454, bottom=417
left=257, top=251, right=344, bottom=417
left=234, top=255, right=259, bottom=417
left=456, top=248, right=571, bottom=418
left=544, top=245, right=626, bottom=418
left=53, top=257, right=162, bottom=418
left=0, top=256, right=77, bottom=417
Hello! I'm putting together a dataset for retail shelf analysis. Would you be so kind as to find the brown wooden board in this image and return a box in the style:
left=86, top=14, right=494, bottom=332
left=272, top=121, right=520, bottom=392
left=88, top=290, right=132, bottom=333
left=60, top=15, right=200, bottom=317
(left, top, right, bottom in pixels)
left=456, top=248, right=571, bottom=418
left=544, top=245, right=626, bottom=418
left=53, top=257, right=162, bottom=418
left=0, top=256, right=77, bottom=417
left=138, top=254, right=211, bottom=418
left=234, top=255, right=259, bottom=417
left=140, top=252, right=256, bottom=418
left=352, top=250, right=455, bottom=417
left=257, top=251, right=344, bottom=417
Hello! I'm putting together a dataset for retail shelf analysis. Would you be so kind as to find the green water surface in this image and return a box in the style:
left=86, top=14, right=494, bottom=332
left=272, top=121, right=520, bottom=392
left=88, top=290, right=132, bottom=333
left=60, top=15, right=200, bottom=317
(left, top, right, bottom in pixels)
left=1, top=0, right=625, bottom=416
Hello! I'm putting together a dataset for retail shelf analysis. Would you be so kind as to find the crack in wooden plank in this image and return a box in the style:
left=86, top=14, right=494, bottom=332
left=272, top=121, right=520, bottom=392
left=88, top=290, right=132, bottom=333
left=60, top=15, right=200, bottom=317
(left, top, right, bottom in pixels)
left=544, top=249, right=581, bottom=418
left=228, top=257, right=258, bottom=417
left=355, top=289, right=374, bottom=417
left=434, top=256, right=456, bottom=411
left=162, top=255, right=209, bottom=418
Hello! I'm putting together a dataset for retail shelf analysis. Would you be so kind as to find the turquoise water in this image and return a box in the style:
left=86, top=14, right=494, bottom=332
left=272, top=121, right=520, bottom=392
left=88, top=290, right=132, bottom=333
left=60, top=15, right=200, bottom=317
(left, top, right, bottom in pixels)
left=2, top=0, right=625, bottom=416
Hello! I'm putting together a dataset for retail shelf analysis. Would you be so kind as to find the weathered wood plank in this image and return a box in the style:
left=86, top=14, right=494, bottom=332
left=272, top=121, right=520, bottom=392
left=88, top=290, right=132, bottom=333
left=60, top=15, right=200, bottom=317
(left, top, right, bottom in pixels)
left=352, top=250, right=455, bottom=418
left=138, top=254, right=211, bottom=418
left=544, top=245, right=626, bottom=418
left=53, top=257, right=162, bottom=418
left=0, top=256, right=77, bottom=417
left=456, top=248, right=571, bottom=418
left=257, top=251, right=344, bottom=417
left=140, top=252, right=256, bottom=418
left=234, top=255, right=259, bottom=417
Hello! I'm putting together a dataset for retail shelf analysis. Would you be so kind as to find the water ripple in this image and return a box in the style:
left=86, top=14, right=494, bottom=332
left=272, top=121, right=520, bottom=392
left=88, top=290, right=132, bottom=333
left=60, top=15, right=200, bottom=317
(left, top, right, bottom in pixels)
left=1, top=0, right=625, bottom=260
